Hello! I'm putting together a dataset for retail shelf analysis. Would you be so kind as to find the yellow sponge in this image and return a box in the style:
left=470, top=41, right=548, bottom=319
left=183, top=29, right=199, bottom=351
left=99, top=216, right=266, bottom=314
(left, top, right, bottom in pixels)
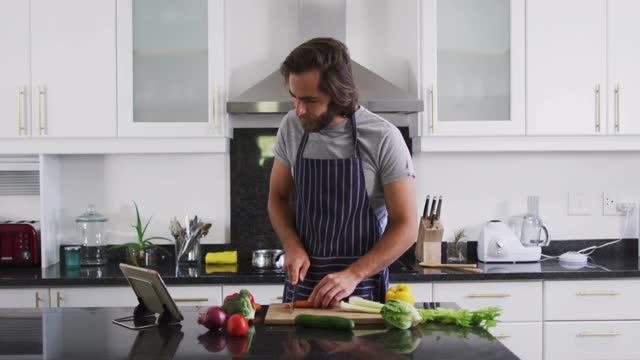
left=205, top=251, right=238, bottom=265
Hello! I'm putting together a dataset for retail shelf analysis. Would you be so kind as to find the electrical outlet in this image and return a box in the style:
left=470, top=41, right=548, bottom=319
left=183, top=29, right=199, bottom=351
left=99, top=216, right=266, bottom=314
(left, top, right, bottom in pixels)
left=602, top=192, right=632, bottom=216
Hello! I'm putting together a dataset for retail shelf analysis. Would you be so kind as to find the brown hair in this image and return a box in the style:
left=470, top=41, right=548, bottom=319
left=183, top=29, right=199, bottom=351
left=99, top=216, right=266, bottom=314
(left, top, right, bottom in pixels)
left=280, top=37, right=359, bottom=117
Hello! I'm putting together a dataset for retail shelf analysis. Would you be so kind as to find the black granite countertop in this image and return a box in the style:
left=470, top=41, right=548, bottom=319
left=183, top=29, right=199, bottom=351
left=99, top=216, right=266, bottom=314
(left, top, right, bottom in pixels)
left=0, top=303, right=517, bottom=359
left=1, top=239, right=638, bottom=287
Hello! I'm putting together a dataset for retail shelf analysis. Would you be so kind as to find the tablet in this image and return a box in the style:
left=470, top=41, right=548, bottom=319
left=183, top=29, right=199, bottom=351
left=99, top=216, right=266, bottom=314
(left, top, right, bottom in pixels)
left=114, top=263, right=184, bottom=329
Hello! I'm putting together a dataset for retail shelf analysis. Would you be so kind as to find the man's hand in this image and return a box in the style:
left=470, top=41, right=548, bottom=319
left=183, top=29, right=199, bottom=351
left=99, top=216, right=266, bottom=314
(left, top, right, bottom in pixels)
left=284, top=245, right=310, bottom=285
left=308, top=269, right=362, bottom=309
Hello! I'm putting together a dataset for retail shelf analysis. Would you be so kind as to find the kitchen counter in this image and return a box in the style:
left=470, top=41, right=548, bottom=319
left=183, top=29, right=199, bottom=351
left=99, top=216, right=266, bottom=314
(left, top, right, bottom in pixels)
left=1, top=255, right=639, bottom=287
left=0, top=303, right=518, bottom=359
left=1, top=239, right=638, bottom=287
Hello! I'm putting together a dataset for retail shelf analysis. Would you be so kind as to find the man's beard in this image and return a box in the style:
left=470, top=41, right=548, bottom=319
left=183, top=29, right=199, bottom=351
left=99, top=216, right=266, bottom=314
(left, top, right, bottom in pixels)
left=300, top=106, right=340, bottom=133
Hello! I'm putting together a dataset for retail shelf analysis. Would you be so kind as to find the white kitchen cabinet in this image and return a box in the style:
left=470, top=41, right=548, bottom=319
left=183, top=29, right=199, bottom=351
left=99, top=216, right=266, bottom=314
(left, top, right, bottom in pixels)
left=421, top=0, right=525, bottom=135
left=50, top=285, right=222, bottom=308
left=116, top=0, right=227, bottom=138
left=0, top=1, right=30, bottom=138
left=30, top=0, right=117, bottom=138
left=0, top=288, right=50, bottom=308
left=544, top=279, right=640, bottom=321
left=526, top=0, right=607, bottom=135
left=608, top=0, right=640, bottom=134
left=168, top=285, right=223, bottom=306
left=50, top=287, right=137, bottom=308
left=489, top=322, right=542, bottom=360
left=433, top=281, right=542, bottom=322
left=544, top=321, right=640, bottom=360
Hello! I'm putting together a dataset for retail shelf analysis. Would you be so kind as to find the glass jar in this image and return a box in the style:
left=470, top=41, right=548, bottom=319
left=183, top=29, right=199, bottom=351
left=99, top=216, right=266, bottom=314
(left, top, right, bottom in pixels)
left=76, top=205, right=108, bottom=266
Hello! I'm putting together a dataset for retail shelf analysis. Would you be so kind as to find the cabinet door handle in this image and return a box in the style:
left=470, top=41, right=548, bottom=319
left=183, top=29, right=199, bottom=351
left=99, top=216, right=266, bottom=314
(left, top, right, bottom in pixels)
left=174, top=298, right=209, bottom=302
left=276, top=296, right=283, bottom=300
left=466, top=294, right=511, bottom=298
left=595, top=84, right=601, bottom=133
left=615, top=84, right=620, bottom=133
left=17, top=87, right=25, bottom=135
left=429, top=85, right=435, bottom=133
left=38, top=86, right=46, bottom=135
left=576, top=291, right=621, bottom=296
left=577, top=331, right=620, bottom=337
left=494, top=334, right=511, bottom=339
left=211, top=88, right=217, bottom=132
left=35, top=291, right=46, bottom=308
left=56, top=291, right=62, bottom=307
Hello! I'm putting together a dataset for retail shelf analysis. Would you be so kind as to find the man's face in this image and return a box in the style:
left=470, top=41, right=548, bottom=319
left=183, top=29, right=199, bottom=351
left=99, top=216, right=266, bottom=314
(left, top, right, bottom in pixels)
left=288, top=70, right=336, bottom=132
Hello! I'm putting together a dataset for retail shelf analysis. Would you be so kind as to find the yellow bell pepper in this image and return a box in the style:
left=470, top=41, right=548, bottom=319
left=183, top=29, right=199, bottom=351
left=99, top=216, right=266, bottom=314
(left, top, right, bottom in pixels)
left=386, top=284, right=414, bottom=305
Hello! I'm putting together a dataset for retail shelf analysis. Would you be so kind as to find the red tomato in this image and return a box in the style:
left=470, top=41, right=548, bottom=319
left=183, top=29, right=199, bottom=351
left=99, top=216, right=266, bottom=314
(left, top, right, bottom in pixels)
left=226, top=314, right=249, bottom=337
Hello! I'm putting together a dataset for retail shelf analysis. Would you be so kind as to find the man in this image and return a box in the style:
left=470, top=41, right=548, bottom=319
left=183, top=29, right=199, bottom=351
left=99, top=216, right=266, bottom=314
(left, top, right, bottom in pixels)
left=268, top=37, right=417, bottom=308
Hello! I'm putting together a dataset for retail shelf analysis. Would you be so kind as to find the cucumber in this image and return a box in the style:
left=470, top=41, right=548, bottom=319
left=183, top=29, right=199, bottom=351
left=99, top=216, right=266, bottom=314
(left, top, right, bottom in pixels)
left=294, top=314, right=355, bottom=331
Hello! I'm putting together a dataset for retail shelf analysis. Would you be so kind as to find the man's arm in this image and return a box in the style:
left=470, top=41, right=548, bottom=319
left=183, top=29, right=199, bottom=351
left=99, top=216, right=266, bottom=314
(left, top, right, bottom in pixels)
left=309, top=176, right=418, bottom=308
left=268, top=159, right=310, bottom=284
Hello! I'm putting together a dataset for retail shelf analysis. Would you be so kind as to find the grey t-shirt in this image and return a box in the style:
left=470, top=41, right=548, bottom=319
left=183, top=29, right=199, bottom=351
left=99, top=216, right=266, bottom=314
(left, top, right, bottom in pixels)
left=272, top=106, right=415, bottom=230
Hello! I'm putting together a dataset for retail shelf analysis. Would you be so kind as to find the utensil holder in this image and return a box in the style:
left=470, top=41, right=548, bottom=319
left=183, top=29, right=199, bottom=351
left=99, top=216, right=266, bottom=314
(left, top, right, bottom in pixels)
left=415, top=219, right=444, bottom=263
left=177, top=242, right=200, bottom=264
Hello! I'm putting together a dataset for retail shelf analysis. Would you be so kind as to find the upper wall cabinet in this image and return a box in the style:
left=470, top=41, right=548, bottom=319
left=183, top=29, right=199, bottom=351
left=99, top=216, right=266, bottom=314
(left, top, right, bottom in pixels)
left=608, top=0, right=640, bottom=135
left=0, top=1, right=30, bottom=138
left=422, top=0, right=525, bottom=136
left=0, top=0, right=117, bottom=138
left=116, top=0, right=227, bottom=138
left=526, top=0, right=607, bottom=135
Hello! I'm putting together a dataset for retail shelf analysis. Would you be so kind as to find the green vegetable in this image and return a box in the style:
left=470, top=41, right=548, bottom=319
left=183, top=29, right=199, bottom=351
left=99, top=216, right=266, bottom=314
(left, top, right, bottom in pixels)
left=380, top=299, right=422, bottom=330
left=349, top=296, right=384, bottom=310
left=294, top=314, right=355, bottom=331
left=221, top=289, right=255, bottom=320
left=340, top=301, right=381, bottom=314
left=417, top=306, right=501, bottom=330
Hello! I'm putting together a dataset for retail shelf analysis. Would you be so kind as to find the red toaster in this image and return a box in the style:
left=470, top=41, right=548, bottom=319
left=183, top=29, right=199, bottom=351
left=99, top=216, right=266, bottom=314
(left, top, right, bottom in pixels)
left=0, top=221, right=40, bottom=266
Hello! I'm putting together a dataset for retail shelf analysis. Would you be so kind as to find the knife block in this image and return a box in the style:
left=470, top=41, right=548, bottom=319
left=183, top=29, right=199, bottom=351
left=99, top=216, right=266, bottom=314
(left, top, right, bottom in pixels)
left=415, top=219, right=444, bottom=263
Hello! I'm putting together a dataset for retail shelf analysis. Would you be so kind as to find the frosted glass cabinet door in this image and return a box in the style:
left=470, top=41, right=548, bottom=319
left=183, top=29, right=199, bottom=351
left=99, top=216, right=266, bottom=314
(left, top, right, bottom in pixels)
left=422, top=0, right=525, bottom=135
left=117, top=0, right=226, bottom=137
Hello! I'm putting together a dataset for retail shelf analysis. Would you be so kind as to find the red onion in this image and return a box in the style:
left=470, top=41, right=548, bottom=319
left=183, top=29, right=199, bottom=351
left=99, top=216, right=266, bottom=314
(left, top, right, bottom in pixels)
left=197, top=306, right=227, bottom=330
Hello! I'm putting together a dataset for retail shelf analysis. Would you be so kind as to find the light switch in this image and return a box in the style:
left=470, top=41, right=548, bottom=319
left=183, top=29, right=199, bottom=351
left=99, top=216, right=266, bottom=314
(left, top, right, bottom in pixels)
left=568, top=192, right=592, bottom=216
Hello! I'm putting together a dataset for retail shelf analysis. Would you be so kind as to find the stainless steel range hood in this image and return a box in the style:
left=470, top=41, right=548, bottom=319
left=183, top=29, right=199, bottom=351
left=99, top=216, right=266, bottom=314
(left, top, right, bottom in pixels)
left=227, top=0, right=423, bottom=115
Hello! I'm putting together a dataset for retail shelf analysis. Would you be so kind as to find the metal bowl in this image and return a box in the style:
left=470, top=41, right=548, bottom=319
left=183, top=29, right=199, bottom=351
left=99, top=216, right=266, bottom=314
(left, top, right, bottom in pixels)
left=252, top=249, right=285, bottom=269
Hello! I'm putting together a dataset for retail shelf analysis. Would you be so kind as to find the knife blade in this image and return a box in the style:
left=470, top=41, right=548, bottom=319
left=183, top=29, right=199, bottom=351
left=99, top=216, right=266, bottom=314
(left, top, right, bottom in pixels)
left=428, top=196, right=438, bottom=225
left=422, top=195, right=430, bottom=220
left=435, top=196, right=443, bottom=221
left=291, top=283, right=298, bottom=312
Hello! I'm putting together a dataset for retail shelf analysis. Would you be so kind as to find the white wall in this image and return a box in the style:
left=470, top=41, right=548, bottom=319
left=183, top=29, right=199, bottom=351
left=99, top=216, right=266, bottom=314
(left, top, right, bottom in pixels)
left=413, top=151, right=640, bottom=243
left=54, top=154, right=229, bottom=247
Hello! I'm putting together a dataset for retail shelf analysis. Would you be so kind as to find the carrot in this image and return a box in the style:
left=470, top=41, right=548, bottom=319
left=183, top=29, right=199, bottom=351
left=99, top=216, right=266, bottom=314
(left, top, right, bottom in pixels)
left=254, top=303, right=262, bottom=312
left=283, top=300, right=315, bottom=309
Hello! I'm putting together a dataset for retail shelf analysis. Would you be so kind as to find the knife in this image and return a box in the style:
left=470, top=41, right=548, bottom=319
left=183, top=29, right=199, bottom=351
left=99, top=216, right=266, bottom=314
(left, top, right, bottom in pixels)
left=428, top=197, right=438, bottom=226
left=435, top=196, right=443, bottom=222
left=422, top=195, right=430, bottom=220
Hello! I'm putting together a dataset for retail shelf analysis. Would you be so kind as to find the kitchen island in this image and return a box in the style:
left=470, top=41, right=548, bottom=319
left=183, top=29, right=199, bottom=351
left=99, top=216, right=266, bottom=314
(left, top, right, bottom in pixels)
left=1, top=303, right=518, bottom=359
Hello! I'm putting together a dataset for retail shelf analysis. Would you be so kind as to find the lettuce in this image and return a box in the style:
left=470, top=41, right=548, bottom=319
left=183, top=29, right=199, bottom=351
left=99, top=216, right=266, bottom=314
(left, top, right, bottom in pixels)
left=380, top=299, right=422, bottom=330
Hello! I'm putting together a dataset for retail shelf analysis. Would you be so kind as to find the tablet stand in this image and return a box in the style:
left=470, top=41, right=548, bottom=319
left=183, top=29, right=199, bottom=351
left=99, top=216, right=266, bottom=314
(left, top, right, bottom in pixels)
left=113, top=297, right=181, bottom=330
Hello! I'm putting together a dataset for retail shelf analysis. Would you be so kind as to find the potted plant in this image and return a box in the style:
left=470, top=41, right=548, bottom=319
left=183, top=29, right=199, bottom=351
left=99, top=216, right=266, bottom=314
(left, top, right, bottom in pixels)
left=111, top=202, right=173, bottom=266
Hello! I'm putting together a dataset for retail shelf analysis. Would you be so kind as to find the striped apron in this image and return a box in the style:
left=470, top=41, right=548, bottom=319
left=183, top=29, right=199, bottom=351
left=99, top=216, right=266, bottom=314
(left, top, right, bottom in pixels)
left=282, top=113, right=389, bottom=303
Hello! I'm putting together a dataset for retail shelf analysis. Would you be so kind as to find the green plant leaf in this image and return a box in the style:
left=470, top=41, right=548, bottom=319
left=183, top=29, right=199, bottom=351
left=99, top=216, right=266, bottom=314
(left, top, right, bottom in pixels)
left=141, top=216, right=152, bottom=239
left=144, top=236, right=173, bottom=242
left=133, top=201, right=143, bottom=242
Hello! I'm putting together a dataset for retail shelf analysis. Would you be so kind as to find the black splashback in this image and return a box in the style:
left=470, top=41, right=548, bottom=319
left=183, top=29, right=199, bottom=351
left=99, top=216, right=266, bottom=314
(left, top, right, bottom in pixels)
left=230, top=127, right=412, bottom=264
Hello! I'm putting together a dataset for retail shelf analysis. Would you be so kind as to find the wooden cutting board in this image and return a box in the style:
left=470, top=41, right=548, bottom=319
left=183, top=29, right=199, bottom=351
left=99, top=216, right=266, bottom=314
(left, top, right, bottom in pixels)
left=264, top=303, right=384, bottom=325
